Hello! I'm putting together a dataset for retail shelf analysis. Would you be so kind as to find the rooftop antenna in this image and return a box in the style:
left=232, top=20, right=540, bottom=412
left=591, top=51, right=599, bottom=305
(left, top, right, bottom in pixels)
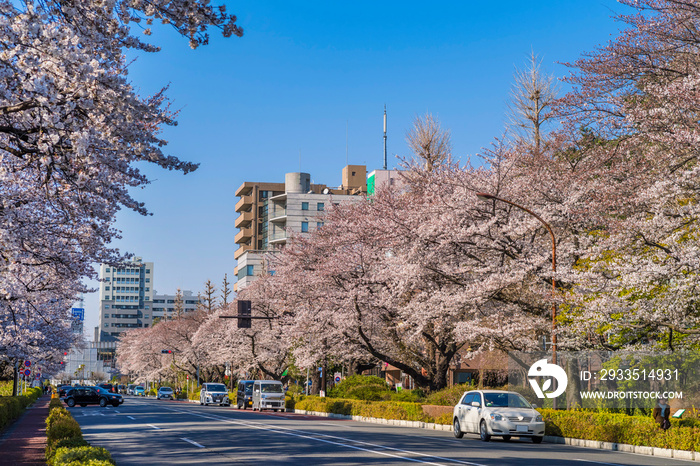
left=383, top=105, right=388, bottom=170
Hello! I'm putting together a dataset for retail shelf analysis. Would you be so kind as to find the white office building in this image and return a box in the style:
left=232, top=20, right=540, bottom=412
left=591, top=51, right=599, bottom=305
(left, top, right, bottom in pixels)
left=97, top=257, right=154, bottom=341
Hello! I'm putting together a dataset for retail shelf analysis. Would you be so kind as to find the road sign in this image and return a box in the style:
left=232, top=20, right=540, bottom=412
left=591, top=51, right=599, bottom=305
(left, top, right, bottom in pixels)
left=71, top=308, right=85, bottom=321
left=24, top=360, right=31, bottom=367
left=23, top=369, right=30, bottom=377
left=334, top=372, right=341, bottom=383
left=35, top=374, right=40, bottom=379
left=307, top=380, right=312, bottom=386
left=186, top=375, right=189, bottom=380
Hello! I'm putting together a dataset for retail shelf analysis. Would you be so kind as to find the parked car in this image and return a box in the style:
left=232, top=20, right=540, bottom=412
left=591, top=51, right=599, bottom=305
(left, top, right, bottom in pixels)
left=251, top=380, right=284, bottom=412
left=63, top=386, right=123, bottom=408
left=133, top=386, right=145, bottom=396
left=127, top=384, right=136, bottom=395
left=199, top=383, right=230, bottom=406
left=118, top=384, right=127, bottom=394
left=236, top=380, right=254, bottom=409
left=452, top=390, right=545, bottom=443
left=58, top=385, right=72, bottom=398
left=157, top=387, right=174, bottom=400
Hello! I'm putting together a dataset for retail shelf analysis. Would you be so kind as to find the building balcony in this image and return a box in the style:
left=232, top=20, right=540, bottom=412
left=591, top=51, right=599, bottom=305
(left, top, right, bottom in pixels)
left=235, top=195, right=253, bottom=212
left=269, top=209, right=287, bottom=223
left=234, top=246, right=251, bottom=260
left=235, top=210, right=254, bottom=228
left=269, top=234, right=288, bottom=245
left=235, top=227, right=253, bottom=244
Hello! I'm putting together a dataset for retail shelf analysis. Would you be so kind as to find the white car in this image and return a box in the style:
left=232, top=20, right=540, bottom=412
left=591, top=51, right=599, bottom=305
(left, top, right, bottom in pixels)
left=157, top=386, right=174, bottom=400
left=199, top=383, right=230, bottom=406
left=452, top=390, right=545, bottom=443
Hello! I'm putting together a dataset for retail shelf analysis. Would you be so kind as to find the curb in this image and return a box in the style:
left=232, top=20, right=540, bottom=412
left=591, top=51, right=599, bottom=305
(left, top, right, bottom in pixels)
left=543, top=436, right=698, bottom=462
left=293, top=409, right=698, bottom=462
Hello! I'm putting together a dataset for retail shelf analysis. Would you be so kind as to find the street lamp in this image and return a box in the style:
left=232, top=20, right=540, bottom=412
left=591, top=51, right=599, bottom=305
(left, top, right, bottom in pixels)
left=476, top=192, right=559, bottom=408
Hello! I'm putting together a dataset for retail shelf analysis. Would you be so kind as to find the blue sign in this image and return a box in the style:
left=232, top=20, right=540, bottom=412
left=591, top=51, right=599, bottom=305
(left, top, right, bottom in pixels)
left=307, top=380, right=312, bottom=386
left=71, top=308, right=85, bottom=321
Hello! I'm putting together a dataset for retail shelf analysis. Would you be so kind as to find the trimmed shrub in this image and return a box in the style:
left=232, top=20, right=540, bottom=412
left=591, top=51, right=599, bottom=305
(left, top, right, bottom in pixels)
left=296, top=396, right=432, bottom=422
left=541, top=409, right=700, bottom=452
left=424, top=383, right=471, bottom=406
left=0, top=387, right=44, bottom=431
left=52, top=445, right=115, bottom=466
left=328, top=375, right=392, bottom=401
left=434, top=412, right=452, bottom=425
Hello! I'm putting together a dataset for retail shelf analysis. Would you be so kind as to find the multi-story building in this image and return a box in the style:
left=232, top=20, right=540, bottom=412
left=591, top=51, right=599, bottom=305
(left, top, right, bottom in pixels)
left=151, top=290, right=203, bottom=320
left=367, top=169, right=403, bottom=195
left=97, top=257, right=154, bottom=342
left=234, top=165, right=367, bottom=291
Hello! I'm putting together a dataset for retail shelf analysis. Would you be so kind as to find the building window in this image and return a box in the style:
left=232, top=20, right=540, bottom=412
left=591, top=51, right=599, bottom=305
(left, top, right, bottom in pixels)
left=104, top=324, right=109, bottom=327
left=145, top=297, right=149, bottom=301
left=144, top=314, right=149, bottom=318
left=105, top=277, right=110, bottom=282
left=105, top=268, right=110, bottom=272
left=317, top=222, right=324, bottom=229
left=104, top=305, right=110, bottom=309
left=145, top=287, right=149, bottom=292
left=145, top=278, right=150, bottom=283
left=104, top=314, right=109, bottom=318
left=144, top=324, right=149, bottom=328
left=105, top=286, right=110, bottom=290
left=145, top=305, right=149, bottom=310
left=246, top=265, right=254, bottom=276
left=317, top=202, right=324, bottom=211
left=301, top=202, right=309, bottom=211
left=146, top=269, right=150, bottom=273
left=301, top=221, right=309, bottom=232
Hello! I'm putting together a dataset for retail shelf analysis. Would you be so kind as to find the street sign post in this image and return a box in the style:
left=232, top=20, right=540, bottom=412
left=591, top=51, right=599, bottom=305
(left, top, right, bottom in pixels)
left=24, top=360, right=31, bottom=367
left=23, top=369, right=30, bottom=377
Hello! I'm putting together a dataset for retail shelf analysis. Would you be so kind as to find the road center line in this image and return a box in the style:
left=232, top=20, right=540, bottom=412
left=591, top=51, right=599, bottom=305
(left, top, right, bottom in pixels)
left=164, top=407, right=485, bottom=466
left=181, top=438, right=205, bottom=448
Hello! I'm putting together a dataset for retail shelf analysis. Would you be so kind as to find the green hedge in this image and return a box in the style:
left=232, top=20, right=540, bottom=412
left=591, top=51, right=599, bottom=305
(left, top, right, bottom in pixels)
left=0, top=387, right=43, bottom=431
left=295, top=396, right=432, bottom=422
left=541, top=409, right=700, bottom=452
left=45, top=404, right=116, bottom=465
left=52, top=446, right=115, bottom=466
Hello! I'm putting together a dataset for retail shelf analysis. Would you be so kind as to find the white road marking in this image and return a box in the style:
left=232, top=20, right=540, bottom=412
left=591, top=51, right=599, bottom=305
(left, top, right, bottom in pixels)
left=147, top=424, right=161, bottom=430
left=573, top=460, right=625, bottom=466
left=113, top=411, right=120, bottom=413
left=181, top=438, right=205, bottom=448
left=127, top=416, right=136, bottom=420
left=164, top=407, right=486, bottom=466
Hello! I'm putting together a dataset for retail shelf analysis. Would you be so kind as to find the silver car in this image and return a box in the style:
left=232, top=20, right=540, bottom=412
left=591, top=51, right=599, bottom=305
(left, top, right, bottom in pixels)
left=452, top=390, right=545, bottom=443
left=199, top=383, right=230, bottom=406
left=157, top=386, right=174, bottom=400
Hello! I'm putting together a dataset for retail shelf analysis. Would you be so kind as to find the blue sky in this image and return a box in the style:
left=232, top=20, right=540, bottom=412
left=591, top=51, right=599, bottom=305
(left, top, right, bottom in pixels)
left=82, top=0, right=627, bottom=337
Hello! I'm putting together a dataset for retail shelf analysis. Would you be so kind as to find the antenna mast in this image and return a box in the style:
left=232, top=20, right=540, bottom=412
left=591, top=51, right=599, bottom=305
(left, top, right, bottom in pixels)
left=383, top=105, right=387, bottom=170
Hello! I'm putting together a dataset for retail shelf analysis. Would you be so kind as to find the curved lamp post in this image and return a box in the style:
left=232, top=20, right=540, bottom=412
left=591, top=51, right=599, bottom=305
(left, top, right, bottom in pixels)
left=476, top=192, right=559, bottom=409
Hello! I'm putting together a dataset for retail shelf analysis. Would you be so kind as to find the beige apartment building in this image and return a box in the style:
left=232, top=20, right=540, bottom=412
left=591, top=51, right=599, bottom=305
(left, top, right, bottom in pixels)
left=234, top=165, right=367, bottom=291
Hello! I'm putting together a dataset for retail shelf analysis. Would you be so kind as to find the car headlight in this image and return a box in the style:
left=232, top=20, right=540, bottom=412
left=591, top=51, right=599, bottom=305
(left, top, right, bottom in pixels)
left=490, top=413, right=503, bottom=421
left=535, top=415, right=543, bottom=422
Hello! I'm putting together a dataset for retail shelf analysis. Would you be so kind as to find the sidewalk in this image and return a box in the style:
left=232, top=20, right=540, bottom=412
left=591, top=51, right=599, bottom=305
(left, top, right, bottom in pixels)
left=0, top=394, right=51, bottom=465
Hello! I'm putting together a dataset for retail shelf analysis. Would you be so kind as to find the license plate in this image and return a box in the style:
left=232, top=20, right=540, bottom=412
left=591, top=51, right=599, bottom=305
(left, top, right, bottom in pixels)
left=516, top=425, right=528, bottom=433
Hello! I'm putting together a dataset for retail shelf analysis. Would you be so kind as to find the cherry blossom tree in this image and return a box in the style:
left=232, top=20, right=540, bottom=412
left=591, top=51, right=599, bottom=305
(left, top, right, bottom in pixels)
left=1, top=0, right=242, bottom=378
left=556, top=0, right=700, bottom=349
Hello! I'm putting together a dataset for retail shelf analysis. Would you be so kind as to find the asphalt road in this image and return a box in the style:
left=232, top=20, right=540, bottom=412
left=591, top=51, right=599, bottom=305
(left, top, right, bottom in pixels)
left=68, top=396, right=693, bottom=465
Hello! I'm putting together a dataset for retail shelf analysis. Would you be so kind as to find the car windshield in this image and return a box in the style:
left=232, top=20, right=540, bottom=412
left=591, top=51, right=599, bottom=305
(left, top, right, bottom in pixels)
left=207, top=384, right=227, bottom=392
left=260, top=383, right=283, bottom=394
left=160, top=387, right=173, bottom=392
left=483, top=392, right=532, bottom=408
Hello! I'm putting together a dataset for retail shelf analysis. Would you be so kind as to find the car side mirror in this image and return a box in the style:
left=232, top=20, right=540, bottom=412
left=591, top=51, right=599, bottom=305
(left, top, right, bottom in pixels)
left=471, top=401, right=481, bottom=408
left=531, top=403, right=538, bottom=409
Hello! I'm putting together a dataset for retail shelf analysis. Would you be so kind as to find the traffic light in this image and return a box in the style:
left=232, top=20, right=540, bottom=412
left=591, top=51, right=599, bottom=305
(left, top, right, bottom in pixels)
left=161, top=350, right=172, bottom=354
left=237, top=300, right=251, bottom=329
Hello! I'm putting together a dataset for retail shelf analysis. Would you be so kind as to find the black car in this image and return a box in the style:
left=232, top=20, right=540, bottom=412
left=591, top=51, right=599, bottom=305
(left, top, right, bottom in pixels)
left=64, top=386, right=124, bottom=407
left=97, top=383, right=118, bottom=393
left=236, top=380, right=254, bottom=409
left=58, top=385, right=72, bottom=398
